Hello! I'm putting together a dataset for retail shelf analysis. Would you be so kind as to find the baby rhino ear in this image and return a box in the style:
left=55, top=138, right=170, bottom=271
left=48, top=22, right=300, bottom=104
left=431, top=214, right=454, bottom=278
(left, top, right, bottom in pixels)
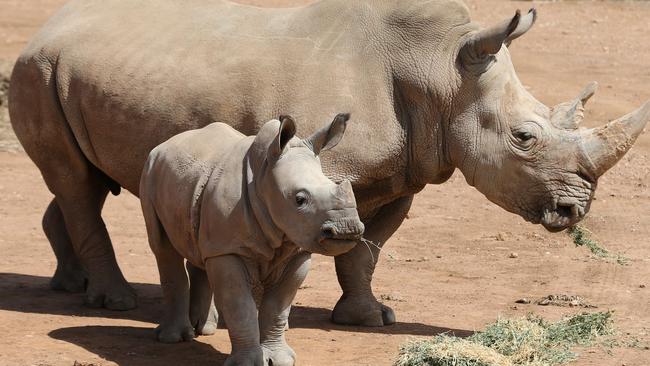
left=269, top=115, right=297, bottom=159
left=306, top=113, right=350, bottom=156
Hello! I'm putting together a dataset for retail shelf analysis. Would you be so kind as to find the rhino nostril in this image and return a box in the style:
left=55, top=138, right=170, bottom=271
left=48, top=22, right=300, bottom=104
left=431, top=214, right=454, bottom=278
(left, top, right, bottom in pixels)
left=556, top=203, right=575, bottom=218
left=321, top=227, right=335, bottom=239
left=557, top=204, right=573, bottom=217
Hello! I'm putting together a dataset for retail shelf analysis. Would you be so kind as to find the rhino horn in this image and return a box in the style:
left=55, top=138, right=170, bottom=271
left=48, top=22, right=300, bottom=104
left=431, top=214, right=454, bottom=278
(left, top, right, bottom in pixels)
left=462, top=8, right=536, bottom=59
left=582, top=101, right=650, bottom=177
left=336, top=180, right=356, bottom=206
left=551, top=82, right=598, bottom=129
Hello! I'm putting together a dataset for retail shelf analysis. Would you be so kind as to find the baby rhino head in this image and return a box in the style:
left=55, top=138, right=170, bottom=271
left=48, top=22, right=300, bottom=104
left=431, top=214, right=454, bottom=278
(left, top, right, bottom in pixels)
left=250, top=114, right=363, bottom=256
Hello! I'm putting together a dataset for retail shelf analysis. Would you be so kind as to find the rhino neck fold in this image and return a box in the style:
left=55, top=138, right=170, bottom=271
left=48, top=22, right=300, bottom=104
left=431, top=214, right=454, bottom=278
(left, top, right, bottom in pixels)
left=245, top=154, right=285, bottom=252
left=392, top=77, right=455, bottom=188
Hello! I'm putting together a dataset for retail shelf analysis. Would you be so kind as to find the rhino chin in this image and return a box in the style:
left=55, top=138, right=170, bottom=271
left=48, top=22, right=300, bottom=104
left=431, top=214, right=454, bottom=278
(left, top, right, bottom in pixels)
left=316, top=239, right=358, bottom=257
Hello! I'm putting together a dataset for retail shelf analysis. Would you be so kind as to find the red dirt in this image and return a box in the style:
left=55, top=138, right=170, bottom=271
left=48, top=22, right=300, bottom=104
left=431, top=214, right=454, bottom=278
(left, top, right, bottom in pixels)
left=1, top=1, right=649, bottom=365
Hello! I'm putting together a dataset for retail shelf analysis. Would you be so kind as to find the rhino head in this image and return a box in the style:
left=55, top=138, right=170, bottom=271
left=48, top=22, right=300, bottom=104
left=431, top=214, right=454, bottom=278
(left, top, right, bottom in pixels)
left=447, top=9, right=650, bottom=232
left=248, top=114, right=364, bottom=255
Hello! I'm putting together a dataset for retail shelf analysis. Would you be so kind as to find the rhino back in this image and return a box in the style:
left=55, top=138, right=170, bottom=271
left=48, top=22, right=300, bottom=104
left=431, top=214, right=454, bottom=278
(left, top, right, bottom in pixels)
left=17, top=0, right=471, bottom=213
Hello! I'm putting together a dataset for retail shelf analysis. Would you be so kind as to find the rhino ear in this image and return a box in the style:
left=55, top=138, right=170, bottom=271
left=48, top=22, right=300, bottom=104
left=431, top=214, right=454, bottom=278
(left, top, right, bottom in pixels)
left=305, top=113, right=350, bottom=155
left=269, top=115, right=297, bottom=159
left=459, top=8, right=536, bottom=71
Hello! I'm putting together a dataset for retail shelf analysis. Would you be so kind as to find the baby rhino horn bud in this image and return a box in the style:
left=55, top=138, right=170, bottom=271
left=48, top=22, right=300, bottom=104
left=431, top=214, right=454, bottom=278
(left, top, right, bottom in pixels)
left=336, top=180, right=356, bottom=207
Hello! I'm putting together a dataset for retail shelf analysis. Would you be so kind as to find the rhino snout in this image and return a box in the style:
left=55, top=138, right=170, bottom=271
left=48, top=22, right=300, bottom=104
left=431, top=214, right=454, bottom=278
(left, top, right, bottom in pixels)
left=320, top=217, right=365, bottom=241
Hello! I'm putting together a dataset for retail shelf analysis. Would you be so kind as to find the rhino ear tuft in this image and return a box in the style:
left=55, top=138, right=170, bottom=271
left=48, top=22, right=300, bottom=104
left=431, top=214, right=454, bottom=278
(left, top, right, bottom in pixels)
left=270, top=115, right=297, bottom=159
left=459, top=8, right=536, bottom=72
left=505, top=8, right=536, bottom=47
left=306, top=113, right=350, bottom=155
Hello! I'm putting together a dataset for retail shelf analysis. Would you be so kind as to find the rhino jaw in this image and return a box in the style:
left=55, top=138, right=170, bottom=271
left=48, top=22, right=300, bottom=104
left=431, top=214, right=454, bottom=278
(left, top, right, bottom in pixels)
left=315, top=216, right=364, bottom=256
left=540, top=192, right=592, bottom=232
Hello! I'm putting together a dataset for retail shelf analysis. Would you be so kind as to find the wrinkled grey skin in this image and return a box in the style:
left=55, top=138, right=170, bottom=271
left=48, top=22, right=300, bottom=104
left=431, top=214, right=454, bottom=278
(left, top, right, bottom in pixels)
left=9, top=0, right=649, bottom=325
left=140, top=114, right=363, bottom=366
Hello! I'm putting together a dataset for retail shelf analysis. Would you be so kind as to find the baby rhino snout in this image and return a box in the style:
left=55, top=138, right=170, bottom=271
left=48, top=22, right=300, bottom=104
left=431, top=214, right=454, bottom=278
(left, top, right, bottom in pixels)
left=320, top=216, right=365, bottom=241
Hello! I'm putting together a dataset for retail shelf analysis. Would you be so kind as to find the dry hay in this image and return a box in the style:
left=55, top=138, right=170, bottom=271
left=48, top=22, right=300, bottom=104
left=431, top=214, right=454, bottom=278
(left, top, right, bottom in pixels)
left=568, top=225, right=629, bottom=265
left=395, top=311, right=615, bottom=366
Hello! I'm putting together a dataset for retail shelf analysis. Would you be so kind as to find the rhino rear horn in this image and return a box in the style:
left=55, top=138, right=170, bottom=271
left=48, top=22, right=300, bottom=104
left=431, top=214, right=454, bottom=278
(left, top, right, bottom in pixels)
left=551, top=82, right=598, bottom=129
left=460, top=8, right=536, bottom=69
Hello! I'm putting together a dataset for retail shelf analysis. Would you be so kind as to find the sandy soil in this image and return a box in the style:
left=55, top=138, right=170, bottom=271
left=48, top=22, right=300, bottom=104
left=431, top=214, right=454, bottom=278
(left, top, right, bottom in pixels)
left=1, top=1, right=649, bottom=365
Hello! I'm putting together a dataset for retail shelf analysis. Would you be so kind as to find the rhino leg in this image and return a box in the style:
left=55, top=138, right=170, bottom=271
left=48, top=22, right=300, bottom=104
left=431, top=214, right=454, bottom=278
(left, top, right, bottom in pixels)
left=43, top=199, right=87, bottom=293
left=185, top=261, right=218, bottom=336
left=259, top=252, right=311, bottom=366
left=332, top=195, right=413, bottom=326
left=10, top=59, right=134, bottom=310
left=205, top=255, right=264, bottom=366
left=55, top=176, right=136, bottom=311
left=149, top=236, right=195, bottom=343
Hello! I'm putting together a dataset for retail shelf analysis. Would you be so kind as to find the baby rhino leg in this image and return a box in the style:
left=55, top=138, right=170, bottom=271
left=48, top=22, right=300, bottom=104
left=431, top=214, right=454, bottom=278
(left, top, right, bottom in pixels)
left=259, top=252, right=311, bottom=366
left=205, top=255, right=264, bottom=366
left=142, top=207, right=194, bottom=343
left=186, top=262, right=218, bottom=335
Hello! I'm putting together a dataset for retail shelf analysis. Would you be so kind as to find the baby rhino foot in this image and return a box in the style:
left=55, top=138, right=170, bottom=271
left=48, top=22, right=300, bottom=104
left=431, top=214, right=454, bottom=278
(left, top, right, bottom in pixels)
left=263, top=344, right=296, bottom=366
left=155, top=322, right=195, bottom=343
left=192, top=304, right=218, bottom=336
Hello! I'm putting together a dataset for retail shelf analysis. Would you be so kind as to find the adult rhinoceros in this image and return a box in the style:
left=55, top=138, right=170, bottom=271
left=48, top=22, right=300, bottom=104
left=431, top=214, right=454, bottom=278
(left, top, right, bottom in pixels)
left=9, top=0, right=649, bottom=326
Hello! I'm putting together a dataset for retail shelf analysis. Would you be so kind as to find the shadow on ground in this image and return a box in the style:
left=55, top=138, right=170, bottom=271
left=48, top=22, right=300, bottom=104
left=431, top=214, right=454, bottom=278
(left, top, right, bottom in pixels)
left=0, top=272, right=163, bottom=323
left=1, top=272, right=472, bottom=337
left=49, top=325, right=228, bottom=366
left=290, top=305, right=473, bottom=337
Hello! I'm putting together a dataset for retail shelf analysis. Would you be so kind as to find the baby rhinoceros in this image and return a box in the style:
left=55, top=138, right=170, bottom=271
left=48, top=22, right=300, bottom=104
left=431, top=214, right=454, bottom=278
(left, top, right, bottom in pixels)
left=139, top=113, right=363, bottom=366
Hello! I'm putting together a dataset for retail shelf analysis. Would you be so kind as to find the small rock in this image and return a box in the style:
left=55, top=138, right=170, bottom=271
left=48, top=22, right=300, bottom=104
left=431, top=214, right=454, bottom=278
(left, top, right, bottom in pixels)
left=509, top=252, right=519, bottom=259
left=640, top=284, right=646, bottom=288
left=515, top=298, right=531, bottom=304
left=436, top=255, right=442, bottom=259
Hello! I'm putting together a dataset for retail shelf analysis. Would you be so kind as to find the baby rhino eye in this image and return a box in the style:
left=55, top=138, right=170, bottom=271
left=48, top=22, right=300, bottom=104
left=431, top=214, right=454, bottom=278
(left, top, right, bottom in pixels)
left=295, top=192, right=307, bottom=207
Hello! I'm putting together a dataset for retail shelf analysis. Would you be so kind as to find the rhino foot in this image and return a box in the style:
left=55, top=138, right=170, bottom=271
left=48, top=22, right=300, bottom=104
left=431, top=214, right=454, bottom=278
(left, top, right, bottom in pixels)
left=193, top=304, right=218, bottom=336
left=263, top=344, right=296, bottom=366
left=50, top=266, right=87, bottom=293
left=155, top=322, right=195, bottom=343
left=331, top=295, right=395, bottom=326
left=84, top=281, right=137, bottom=311
left=225, top=347, right=264, bottom=366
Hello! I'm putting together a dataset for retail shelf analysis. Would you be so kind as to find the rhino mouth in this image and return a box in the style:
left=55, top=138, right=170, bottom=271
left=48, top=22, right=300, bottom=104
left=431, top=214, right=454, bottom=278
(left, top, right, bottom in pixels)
left=315, top=218, right=364, bottom=255
left=540, top=199, right=588, bottom=233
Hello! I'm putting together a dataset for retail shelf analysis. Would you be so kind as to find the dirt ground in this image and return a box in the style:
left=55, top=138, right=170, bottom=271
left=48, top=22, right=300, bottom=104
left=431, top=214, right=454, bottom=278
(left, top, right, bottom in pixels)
left=1, top=1, right=649, bottom=365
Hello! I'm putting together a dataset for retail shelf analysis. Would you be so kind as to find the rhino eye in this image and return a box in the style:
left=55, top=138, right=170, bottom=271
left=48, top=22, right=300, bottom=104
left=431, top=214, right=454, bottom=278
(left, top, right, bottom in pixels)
left=511, top=128, right=538, bottom=150
left=513, top=131, right=535, bottom=142
left=295, top=192, right=308, bottom=207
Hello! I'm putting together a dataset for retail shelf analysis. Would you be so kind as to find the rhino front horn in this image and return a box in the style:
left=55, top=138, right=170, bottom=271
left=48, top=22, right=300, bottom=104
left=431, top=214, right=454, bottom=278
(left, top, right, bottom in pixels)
left=582, top=101, right=650, bottom=177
